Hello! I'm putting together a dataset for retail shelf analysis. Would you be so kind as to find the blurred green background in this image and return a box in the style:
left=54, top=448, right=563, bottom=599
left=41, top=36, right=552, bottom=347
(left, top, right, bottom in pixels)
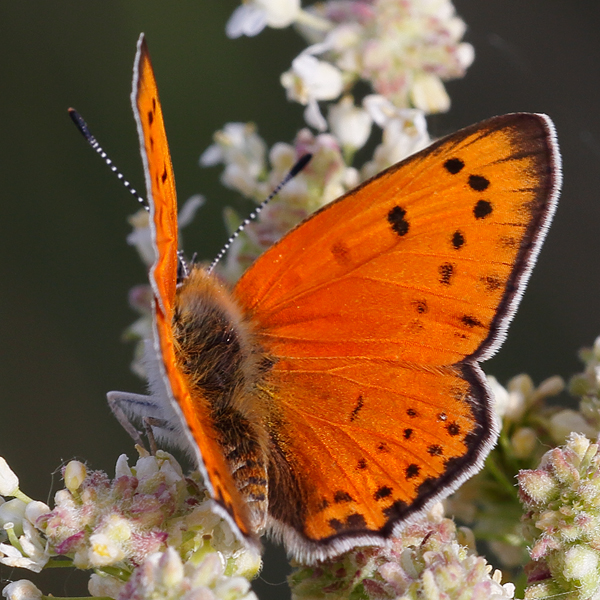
left=1, top=1, right=599, bottom=597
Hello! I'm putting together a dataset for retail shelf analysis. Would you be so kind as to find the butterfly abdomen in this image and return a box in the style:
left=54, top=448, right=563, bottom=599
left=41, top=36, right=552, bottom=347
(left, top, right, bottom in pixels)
left=172, top=266, right=271, bottom=530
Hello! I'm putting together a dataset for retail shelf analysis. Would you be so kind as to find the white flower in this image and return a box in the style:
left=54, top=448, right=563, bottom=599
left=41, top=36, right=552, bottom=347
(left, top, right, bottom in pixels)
left=64, top=460, right=87, bottom=493
left=88, top=572, right=125, bottom=599
left=1, top=580, right=42, bottom=600
left=361, top=99, right=429, bottom=178
left=226, top=0, right=300, bottom=38
left=487, top=375, right=511, bottom=419
left=410, top=72, right=451, bottom=114
left=178, top=194, right=205, bottom=228
left=24, top=501, right=49, bottom=527
left=200, top=123, right=267, bottom=198
left=328, top=95, right=372, bottom=152
left=87, top=532, right=126, bottom=567
left=126, top=209, right=153, bottom=267
left=15, top=520, right=49, bottom=572
left=119, top=548, right=257, bottom=600
left=0, top=499, right=26, bottom=532
left=115, top=454, right=133, bottom=478
left=0, top=457, right=19, bottom=497
left=0, top=540, right=47, bottom=573
left=281, top=53, right=343, bottom=131
left=549, top=409, right=597, bottom=444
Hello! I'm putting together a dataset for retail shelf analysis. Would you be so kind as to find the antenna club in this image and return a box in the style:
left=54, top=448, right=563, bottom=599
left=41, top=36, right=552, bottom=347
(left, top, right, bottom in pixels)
left=208, top=153, right=313, bottom=274
left=290, top=153, right=312, bottom=178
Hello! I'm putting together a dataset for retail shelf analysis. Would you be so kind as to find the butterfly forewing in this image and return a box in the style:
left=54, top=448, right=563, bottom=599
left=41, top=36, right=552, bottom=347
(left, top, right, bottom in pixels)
left=234, top=113, right=560, bottom=554
left=131, top=34, right=255, bottom=543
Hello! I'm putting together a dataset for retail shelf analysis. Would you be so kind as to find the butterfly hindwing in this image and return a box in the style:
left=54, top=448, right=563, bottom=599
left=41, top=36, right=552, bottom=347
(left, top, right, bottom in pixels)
left=234, top=113, right=560, bottom=555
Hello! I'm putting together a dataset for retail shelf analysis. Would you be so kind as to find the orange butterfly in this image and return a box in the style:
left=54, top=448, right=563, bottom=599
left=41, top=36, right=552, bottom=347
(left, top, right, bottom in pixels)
left=109, top=33, right=561, bottom=563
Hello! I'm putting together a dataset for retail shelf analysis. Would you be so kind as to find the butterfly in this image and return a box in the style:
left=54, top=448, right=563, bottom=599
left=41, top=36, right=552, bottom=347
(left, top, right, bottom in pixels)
left=108, top=33, right=561, bottom=563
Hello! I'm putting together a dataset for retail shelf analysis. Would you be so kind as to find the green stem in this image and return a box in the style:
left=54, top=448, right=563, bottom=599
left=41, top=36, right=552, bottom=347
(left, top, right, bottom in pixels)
left=295, top=9, right=333, bottom=32
left=13, top=489, right=34, bottom=503
left=99, top=565, right=131, bottom=581
left=486, top=454, right=519, bottom=499
left=45, top=558, right=75, bottom=568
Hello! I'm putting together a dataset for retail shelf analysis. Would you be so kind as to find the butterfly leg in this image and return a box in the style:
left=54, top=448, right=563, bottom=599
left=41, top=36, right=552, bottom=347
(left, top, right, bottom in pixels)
left=107, top=391, right=148, bottom=449
left=107, top=391, right=177, bottom=455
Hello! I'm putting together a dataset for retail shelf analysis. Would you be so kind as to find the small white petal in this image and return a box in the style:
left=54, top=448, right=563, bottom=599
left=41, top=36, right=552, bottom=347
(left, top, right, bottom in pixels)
left=410, top=73, right=451, bottom=114
left=115, top=454, right=132, bottom=478
left=64, top=460, right=87, bottom=492
left=88, top=533, right=126, bottom=567
left=258, top=0, right=300, bottom=28
left=134, top=455, right=159, bottom=480
left=88, top=573, right=125, bottom=599
left=157, top=547, right=184, bottom=588
left=0, top=458, right=19, bottom=497
left=363, top=94, right=396, bottom=127
left=226, top=4, right=267, bottom=38
left=199, top=144, right=224, bottom=167
left=0, top=499, right=26, bottom=530
left=24, top=502, right=49, bottom=527
left=328, top=96, right=372, bottom=151
left=457, top=42, right=475, bottom=69
left=179, top=195, right=205, bottom=229
left=1, top=580, right=42, bottom=600
left=304, top=99, right=327, bottom=131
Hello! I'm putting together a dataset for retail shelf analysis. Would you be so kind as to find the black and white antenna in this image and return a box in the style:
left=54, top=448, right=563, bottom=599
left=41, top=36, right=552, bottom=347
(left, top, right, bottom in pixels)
left=68, top=108, right=148, bottom=210
left=207, top=153, right=312, bottom=274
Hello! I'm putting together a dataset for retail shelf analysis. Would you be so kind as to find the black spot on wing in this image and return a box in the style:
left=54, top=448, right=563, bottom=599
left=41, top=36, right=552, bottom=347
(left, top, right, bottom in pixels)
left=469, top=174, right=490, bottom=191
left=452, top=230, right=465, bottom=249
left=334, top=490, right=353, bottom=503
left=346, top=513, right=367, bottom=529
left=444, top=158, right=464, bottom=174
left=374, top=486, right=392, bottom=500
left=383, top=499, right=409, bottom=519
left=481, top=274, right=502, bottom=292
left=474, top=200, right=493, bottom=219
left=388, top=206, right=409, bottom=237
left=350, top=395, right=364, bottom=422
left=438, top=263, right=455, bottom=285
left=413, top=299, right=428, bottom=314
left=428, top=445, right=443, bottom=456
left=447, top=422, right=461, bottom=436
left=461, top=315, right=485, bottom=328
left=405, top=464, right=420, bottom=479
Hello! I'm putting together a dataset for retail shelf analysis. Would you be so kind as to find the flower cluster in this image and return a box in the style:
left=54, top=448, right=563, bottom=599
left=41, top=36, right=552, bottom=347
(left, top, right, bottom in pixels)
left=0, top=452, right=260, bottom=600
left=0, top=457, right=49, bottom=574
left=289, top=503, right=515, bottom=600
left=227, top=0, right=473, bottom=121
left=519, top=433, right=600, bottom=600
left=200, top=1, right=470, bottom=282
left=444, top=373, right=571, bottom=569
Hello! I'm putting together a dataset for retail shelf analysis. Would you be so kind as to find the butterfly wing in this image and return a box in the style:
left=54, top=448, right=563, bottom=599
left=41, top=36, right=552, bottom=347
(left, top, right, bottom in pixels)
left=131, top=34, right=255, bottom=543
left=234, top=113, right=560, bottom=559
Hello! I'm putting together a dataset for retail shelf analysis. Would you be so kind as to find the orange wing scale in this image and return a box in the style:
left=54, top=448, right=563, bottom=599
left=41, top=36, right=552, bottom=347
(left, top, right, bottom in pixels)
left=234, top=114, right=559, bottom=544
left=132, top=34, right=254, bottom=540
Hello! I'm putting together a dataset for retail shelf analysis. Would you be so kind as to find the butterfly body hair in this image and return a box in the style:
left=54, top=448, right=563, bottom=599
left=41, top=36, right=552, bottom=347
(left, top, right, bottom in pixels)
left=172, top=266, right=271, bottom=530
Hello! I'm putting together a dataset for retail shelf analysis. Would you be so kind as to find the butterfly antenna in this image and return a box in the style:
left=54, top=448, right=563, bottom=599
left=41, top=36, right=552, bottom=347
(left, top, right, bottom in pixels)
left=68, top=108, right=148, bottom=210
left=208, top=153, right=312, bottom=274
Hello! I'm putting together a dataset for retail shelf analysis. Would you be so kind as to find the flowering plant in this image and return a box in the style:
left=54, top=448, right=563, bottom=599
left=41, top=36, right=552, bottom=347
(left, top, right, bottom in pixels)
left=2, top=3, right=597, bottom=600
